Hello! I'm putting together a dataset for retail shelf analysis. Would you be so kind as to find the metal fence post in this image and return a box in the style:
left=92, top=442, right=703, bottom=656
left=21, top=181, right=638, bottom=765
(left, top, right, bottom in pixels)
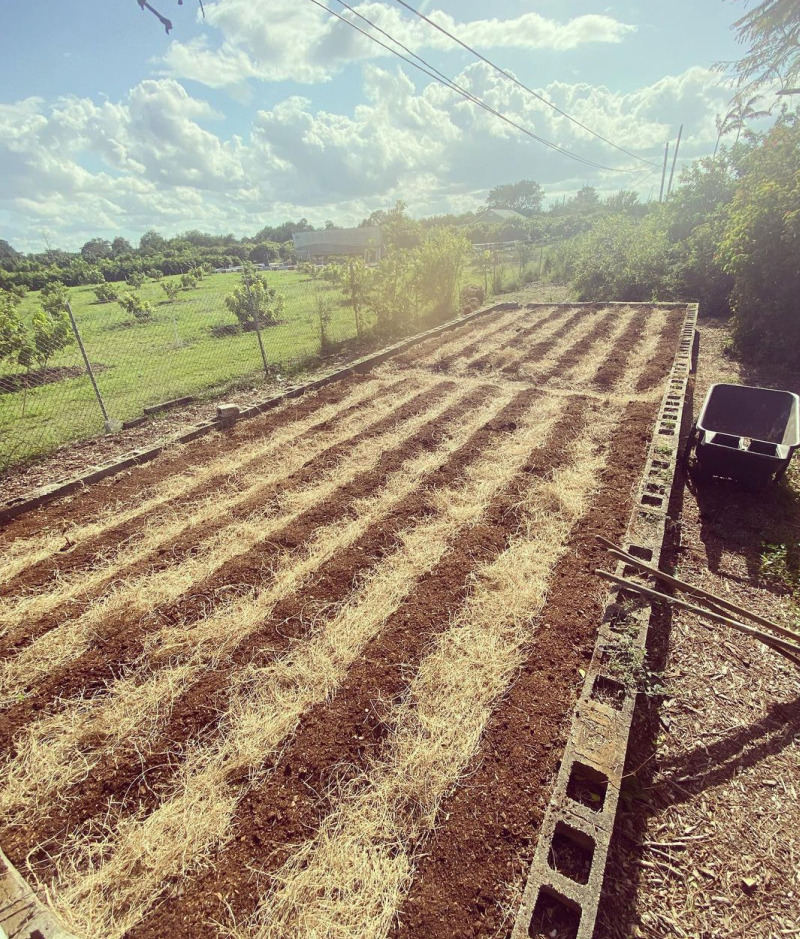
left=245, top=280, right=270, bottom=379
left=65, top=302, right=116, bottom=434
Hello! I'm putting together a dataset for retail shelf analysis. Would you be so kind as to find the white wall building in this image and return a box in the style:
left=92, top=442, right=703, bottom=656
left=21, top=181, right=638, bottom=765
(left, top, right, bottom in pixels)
left=292, top=227, right=382, bottom=262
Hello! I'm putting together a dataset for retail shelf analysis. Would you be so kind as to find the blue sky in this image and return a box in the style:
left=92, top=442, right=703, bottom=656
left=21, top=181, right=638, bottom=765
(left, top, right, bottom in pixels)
left=0, top=1, right=758, bottom=251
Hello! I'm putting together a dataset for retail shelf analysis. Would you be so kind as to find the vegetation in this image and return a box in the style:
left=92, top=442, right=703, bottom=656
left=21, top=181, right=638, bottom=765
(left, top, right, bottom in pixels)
left=119, top=292, right=154, bottom=323
left=224, top=263, right=285, bottom=329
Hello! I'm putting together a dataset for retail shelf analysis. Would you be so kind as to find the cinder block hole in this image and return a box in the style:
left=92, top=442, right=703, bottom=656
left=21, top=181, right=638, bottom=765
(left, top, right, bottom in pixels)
left=641, top=494, right=664, bottom=508
left=658, top=427, right=675, bottom=436
left=528, top=886, right=581, bottom=939
left=591, top=674, right=626, bottom=710
left=650, top=460, right=669, bottom=471
left=566, top=760, right=608, bottom=812
left=627, top=545, right=654, bottom=562
left=645, top=483, right=666, bottom=495
left=548, top=822, right=595, bottom=885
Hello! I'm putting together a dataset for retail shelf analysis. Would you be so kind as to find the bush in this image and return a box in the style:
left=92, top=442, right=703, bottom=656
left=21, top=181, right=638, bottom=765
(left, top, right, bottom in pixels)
left=719, top=115, right=800, bottom=362
left=181, top=271, right=199, bottom=290
left=0, top=292, right=27, bottom=364
left=415, top=228, right=470, bottom=320
left=341, top=258, right=371, bottom=340
left=311, top=291, right=335, bottom=354
left=161, top=281, right=180, bottom=302
left=148, top=268, right=163, bottom=281
left=119, top=292, right=154, bottom=322
left=94, top=283, right=119, bottom=303
left=224, top=264, right=284, bottom=329
left=127, top=272, right=146, bottom=289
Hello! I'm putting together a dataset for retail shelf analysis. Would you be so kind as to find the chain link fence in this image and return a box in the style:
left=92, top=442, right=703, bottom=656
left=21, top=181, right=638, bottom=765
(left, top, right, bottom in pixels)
left=0, top=270, right=367, bottom=471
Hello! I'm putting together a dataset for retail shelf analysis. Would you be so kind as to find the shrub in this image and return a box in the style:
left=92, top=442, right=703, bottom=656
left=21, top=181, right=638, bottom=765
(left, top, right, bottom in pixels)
left=148, top=268, right=163, bottom=281
left=41, top=282, right=69, bottom=316
left=341, top=258, right=371, bottom=340
left=0, top=292, right=27, bottom=364
left=119, top=292, right=154, bottom=322
left=127, top=272, right=146, bottom=289
left=415, top=228, right=470, bottom=320
left=719, top=115, right=800, bottom=362
left=94, top=283, right=120, bottom=303
left=369, top=254, right=415, bottom=339
left=311, top=291, right=335, bottom=354
left=181, top=271, right=199, bottom=290
left=161, top=281, right=180, bottom=302
left=224, top=264, right=284, bottom=329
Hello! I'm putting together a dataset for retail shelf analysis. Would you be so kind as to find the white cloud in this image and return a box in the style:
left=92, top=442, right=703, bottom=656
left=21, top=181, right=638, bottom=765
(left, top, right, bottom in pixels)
left=160, top=0, right=635, bottom=89
left=0, top=65, right=732, bottom=252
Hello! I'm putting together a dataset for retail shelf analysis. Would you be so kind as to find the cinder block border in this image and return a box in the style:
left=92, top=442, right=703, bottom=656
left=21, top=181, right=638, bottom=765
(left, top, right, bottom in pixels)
left=0, top=301, right=521, bottom=529
left=512, top=303, right=698, bottom=939
left=0, top=848, right=79, bottom=939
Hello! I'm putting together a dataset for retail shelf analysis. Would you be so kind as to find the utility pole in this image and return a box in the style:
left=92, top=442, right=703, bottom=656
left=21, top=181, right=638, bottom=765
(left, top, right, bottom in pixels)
left=667, top=123, right=684, bottom=198
left=659, top=142, right=670, bottom=203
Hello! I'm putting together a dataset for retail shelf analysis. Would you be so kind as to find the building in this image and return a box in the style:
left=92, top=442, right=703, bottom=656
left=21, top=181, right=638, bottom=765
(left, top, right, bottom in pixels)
left=292, top=227, right=382, bottom=262
left=470, top=208, right=528, bottom=225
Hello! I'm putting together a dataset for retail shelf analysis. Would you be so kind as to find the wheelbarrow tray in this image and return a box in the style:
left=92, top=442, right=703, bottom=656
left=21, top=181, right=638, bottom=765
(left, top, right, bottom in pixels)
left=695, top=383, right=800, bottom=484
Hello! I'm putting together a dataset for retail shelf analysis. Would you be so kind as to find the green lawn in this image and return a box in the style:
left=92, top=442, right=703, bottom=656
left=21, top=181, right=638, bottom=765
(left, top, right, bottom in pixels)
left=0, top=260, right=538, bottom=469
left=0, top=271, right=360, bottom=468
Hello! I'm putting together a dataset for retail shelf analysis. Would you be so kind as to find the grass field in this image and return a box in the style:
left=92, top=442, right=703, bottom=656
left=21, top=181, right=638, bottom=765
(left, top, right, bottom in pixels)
left=0, top=301, right=685, bottom=939
left=0, top=271, right=364, bottom=467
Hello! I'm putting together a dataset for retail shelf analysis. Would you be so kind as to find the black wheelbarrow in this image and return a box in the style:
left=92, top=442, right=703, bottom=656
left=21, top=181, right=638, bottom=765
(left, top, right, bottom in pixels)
left=684, top=383, right=800, bottom=486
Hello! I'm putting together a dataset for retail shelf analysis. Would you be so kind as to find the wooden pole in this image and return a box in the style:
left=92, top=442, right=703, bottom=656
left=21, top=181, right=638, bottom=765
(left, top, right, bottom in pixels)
left=667, top=123, right=684, bottom=197
left=66, top=302, right=114, bottom=433
left=596, top=536, right=800, bottom=645
left=596, top=570, right=800, bottom=661
left=659, top=141, right=670, bottom=203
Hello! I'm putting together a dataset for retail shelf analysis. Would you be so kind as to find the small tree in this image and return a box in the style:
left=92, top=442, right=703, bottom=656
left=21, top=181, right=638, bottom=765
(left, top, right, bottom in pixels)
left=41, top=282, right=69, bottom=317
left=161, top=281, right=180, bottom=302
left=342, top=258, right=371, bottom=340
left=119, top=292, right=154, bottom=322
left=148, top=268, right=163, bottom=280
left=415, top=229, right=469, bottom=320
left=224, top=264, right=284, bottom=329
left=0, top=292, right=27, bottom=365
left=94, top=283, right=120, bottom=303
left=127, top=272, right=145, bottom=289
left=311, top=290, right=335, bottom=354
left=181, top=271, right=199, bottom=290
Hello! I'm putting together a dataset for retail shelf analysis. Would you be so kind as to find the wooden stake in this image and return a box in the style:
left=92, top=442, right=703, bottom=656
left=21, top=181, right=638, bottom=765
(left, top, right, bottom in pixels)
left=596, top=570, right=800, bottom=664
left=596, top=535, right=800, bottom=646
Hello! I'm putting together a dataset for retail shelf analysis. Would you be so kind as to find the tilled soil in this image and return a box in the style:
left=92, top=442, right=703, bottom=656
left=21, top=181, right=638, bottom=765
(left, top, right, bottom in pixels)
left=0, top=302, right=686, bottom=939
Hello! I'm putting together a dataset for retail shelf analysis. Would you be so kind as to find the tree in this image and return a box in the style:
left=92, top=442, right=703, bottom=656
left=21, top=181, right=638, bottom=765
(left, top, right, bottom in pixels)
left=127, top=272, right=146, bottom=288
left=139, top=229, right=166, bottom=253
left=94, top=283, right=120, bottom=303
left=0, top=240, right=20, bottom=261
left=342, top=258, right=371, bottom=340
left=415, top=228, right=470, bottom=320
left=487, top=180, right=544, bottom=216
left=134, top=0, right=205, bottom=34
left=41, top=282, right=69, bottom=317
left=80, top=238, right=112, bottom=261
left=224, top=263, right=284, bottom=329
left=161, top=281, right=180, bottom=302
left=119, top=292, right=154, bottom=322
left=573, top=185, right=600, bottom=208
left=112, top=236, right=133, bottom=257
left=719, top=114, right=800, bottom=361
left=717, top=0, right=800, bottom=96
left=0, top=292, right=26, bottom=364
left=180, top=271, right=199, bottom=290
left=360, top=201, right=422, bottom=251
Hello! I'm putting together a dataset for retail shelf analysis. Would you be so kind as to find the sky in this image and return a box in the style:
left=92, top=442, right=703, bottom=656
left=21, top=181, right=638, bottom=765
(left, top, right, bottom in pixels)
left=0, top=0, right=758, bottom=252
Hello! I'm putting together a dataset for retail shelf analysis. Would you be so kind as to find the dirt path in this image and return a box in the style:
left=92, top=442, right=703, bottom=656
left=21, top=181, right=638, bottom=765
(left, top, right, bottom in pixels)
left=597, top=319, right=800, bottom=939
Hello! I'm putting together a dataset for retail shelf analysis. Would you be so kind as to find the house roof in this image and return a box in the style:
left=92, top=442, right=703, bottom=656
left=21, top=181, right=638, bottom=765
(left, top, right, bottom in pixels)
left=474, top=208, right=527, bottom=221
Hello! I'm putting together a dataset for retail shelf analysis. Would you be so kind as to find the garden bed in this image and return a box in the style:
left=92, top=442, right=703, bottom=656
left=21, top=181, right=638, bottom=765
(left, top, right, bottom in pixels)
left=0, top=302, right=685, bottom=939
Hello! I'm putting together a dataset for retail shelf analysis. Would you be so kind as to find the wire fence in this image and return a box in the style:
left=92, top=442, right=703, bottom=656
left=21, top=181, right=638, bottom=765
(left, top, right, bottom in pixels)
left=0, top=270, right=372, bottom=471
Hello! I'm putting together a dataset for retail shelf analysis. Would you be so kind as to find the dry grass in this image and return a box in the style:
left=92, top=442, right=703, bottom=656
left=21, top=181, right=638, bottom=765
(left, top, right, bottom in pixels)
left=38, top=392, right=568, bottom=938
left=244, top=403, right=617, bottom=939
left=410, top=307, right=535, bottom=368
left=514, top=309, right=611, bottom=384
left=0, top=377, right=389, bottom=590
left=0, top=376, right=439, bottom=645
left=563, top=306, right=637, bottom=385
left=0, top=381, right=505, bottom=820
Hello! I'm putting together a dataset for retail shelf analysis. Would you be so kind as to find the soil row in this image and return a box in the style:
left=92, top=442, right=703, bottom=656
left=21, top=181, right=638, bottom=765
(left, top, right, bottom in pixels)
left=126, top=398, right=591, bottom=939
left=0, top=379, right=451, bottom=657
left=2, top=382, right=526, bottom=871
left=0, top=381, right=478, bottom=754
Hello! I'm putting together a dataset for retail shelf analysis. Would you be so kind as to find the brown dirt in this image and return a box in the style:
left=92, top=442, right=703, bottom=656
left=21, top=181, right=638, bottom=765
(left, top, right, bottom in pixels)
left=0, top=301, right=688, bottom=939
left=126, top=399, right=591, bottom=939
left=390, top=400, right=658, bottom=939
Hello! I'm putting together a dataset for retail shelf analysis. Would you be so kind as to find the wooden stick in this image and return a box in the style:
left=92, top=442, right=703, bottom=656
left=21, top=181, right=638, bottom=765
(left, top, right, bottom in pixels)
left=596, top=535, right=800, bottom=646
left=596, top=570, right=800, bottom=662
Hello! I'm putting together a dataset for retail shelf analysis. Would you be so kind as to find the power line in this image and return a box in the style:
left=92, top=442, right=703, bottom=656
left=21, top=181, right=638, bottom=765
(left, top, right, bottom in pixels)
left=391, top=0, right=659, bottom=168
left=308, top=0, right=642, bottom=173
